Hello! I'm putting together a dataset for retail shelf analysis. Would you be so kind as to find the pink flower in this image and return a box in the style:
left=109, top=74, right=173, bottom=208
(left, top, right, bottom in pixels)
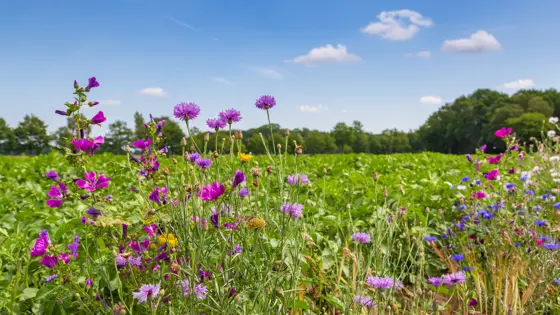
left=39, top=255, right=58, bottom=268
left=197, top=182, right=225, bottom=201
left=46, top=184, right=66, bottom=208
left=485, top=169, right=499, bottom=181
left=91, top=136, right=104, bottom=154
left=475, top=191, right=487, bottom=199
left=144, top=224, right=158, bottom=237
left=488, top=154, right=503, bottom=164
left=133, top=139, right=152, bottom=150
left=480, top=144, right=487, bottom=153
left=76, top=171, right=110, bottom=192
left=494, top=127, right=513, bottom=139
left=30, top=237, right=48, bottom=257
left=90, top=111, right=106, bottom=125
left=59, top=253, right=70, bottom=264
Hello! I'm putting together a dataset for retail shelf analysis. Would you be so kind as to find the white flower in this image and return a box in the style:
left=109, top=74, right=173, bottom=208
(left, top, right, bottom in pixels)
left=548, top=130, right=556, bottom=138
left=554, top=179, right=560, bottom=183
left=549, top=117, right=559, bottom=124
left=457, top=185, right=466, bottom=190
left=550, top=156, right=560, bottom=161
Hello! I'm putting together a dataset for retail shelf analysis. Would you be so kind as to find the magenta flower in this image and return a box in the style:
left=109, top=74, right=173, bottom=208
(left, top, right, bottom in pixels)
left=144, top=224, right=158, bottom=237
left=206, top=118, right=227, bottom=130
left=133, top=138, right=152, bottom=150
left=255, top=95, right=276, bottom=110
left=475, top=191, right=486, bottom=199
left=198, top=182, right=225, bottom=201
left=480, top=144, right=487, bottom=152
left=280, top=202, right=304, bottom=220
left=488, top=154, right=503, bottom=164
left=86, top=77, right=100, bottom=90
left=148, top=186, right=168, bottom=204
left=30, top=235, right=48, bottom=257
left=90, top=111, right=106, bottom=125
left=72, top=138, right=94, bottom=152
left=86, top=278, right=92, bottom=288
left=173, top=102, right=200, bottom=121
left=485, top=169, right=499, bottom=181
left=46, top=184, right=66, bottom=208
left=351, top=232, right=371, bottom=244
left=232, top=170, right=246, bottom=188
left=219, top=109, right=242, bottom=124
left=40, top=255, right=58, bottom=268
left=76, top=171, right=110, bottom=192
left=442, top=271, right=466, bottom=286
left=132, top=283, right=161, bottom=304
left=46, top=170, right=59, bottom=181
left=90, top=136, right=104, bottom=154
left=60, top=253, right=70, bottom=264
left=494, top=127, right=512, bottom=138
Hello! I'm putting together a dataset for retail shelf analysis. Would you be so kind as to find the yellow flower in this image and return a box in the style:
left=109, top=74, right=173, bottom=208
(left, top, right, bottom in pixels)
left=247, top=218, right=267, bottom=230
left=157, top=234, right=178, bottom=248
left=238, top=152, right=253, bottom=162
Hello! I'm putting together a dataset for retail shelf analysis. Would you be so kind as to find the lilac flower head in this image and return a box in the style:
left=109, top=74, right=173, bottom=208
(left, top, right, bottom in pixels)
left=442, top=272, right=466, bottom=286
left=196, top=158, right=212, bottom=170
left=239, top=187, right=249, bottom=197
left=427, top=277, right=443, bottom=287
left=132, top=283, right=161, bottom=304
left=46, top=170, right=59, bottom=181
left=219, top=109, right=242, bottom=124
left=198, top=182, right=225, bottom=201
left=232, top=170, right=246, bottom=188
left=174, top=102, right=200, bottom=121
left=287, top=174, right=309, bottom=185
left=255, top=95, right=276, bottom=110
left=188, top=152, right=201, bottom=163
left=86, top=77, right=100, bottom=90
left=366, top=276, right=403, bottom=290
left=90, top=111, right=106, bottom=125
left=206, top=118, right=227, bottom=130
left=351, top=232, right=371, bottom=244
left=280, top=202, right=304, bottom=220
left=76, top=171, right=110, bottom=192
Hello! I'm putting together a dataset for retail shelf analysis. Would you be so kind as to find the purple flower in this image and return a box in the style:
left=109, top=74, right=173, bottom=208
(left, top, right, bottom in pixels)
left=232, top=170, right=246, bottom=188
left=40, top=255, right=58, bottom=268
left=188, top=152, right=201, bottom=163
left=45, top=274, right=58, bottom=283
left=81, top=216, right=87, bottom=224
left=59, top=253, right=70, bottom=264
left=155, top=252, right=170, bottom=261
left=86, top=208, right=102, bottom=218
left=219, top=109, right=242, bottom=124
left=129, top=239, right=150, bottom=254
left=239, top=187, right=249, bottom=197
left=144, top=224, right=158, bottom=237
left=196, top=158, right=212, bottom=170
left=199, top=269, right=212, bottom=282
left=160, top=147, right=168, bottom=154
left=428, top=277, right=443, bottom=287
left=90, top=111, right=106, bottom=125
left=90, top=136, right=104, bottom=155
left=198, top=182, right=225, bottom=201
left=30, top=235, right=49, bottom=257
left=366, top=276, right=403, bottom=290
left=86, top=77, right=99, bottom=90
left=255, top=95, right=276, bottom=110
left=195, top=284, right=208, bottom=300
left=280, top=203, right=304, bottom=220
left=465, top=154, right=473, bottom=162
left=228, top=288, right=237, bottom=298
left=72, top=138, right=94, bottom=152
left=206, top=118, right=227, bottom=130
left=116, top=254, right=127, bottom=267
left=210, top=209, right=219, bottom=228
left=68, top=236, right=80, bottom=259
left=353, top=295, right=376, bottom=308
left=235, top=243, right=242, bottom=254
left=132, top=283, right=161, bottom=304
left=469, top=298, right=478, bottom=306
left=535, top=220, right=547, bottom=227
left=128, top=256, right=143, bottom=267
left=442, top=272, right=466, bottom=286
left=451, top=254, right=464, bottom=261
left=174, top=102, right=200, bottom=121
left=46, top=184, right=66, bottom=208
left=543, top=242, right=560, bottom=250
left=76, top=171, right=110, bottom=192
left=133, top=139, right=152, bottom=150
left=351, top=232, right=371, bottom=244
left=122, top=224, right=128, bottom=238
left=149, top=186, right=169, bottom=204
left=86, top=277, right=93, bottom=288
left=46, top=170, right=59, bottom=181
left=55, top=110, right=68, bottom=116
left=424, top=236, right=437, bottom=242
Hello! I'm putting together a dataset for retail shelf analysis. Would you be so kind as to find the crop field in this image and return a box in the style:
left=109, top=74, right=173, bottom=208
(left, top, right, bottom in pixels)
left=0, top=78, right=559, bottom=315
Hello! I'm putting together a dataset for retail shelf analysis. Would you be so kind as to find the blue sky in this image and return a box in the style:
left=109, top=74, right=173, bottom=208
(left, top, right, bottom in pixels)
left=1, top=0, right=559, bottom=135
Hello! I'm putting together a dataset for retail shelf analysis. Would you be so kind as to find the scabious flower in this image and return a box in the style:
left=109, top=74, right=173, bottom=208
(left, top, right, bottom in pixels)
left=149, top=186, right=168, bottom=204
left=232, top=170, right=246, bottom=188
left=366, top=276, right=403, bottom=290
left=132, top=283, right=161, bottom=304
left=424, top=236, right=437, bottom=242
left=494, top=127, right=512, bottom=138
left=549, top=117, right=559, bottom=124
left=219, top=109, right=242, bottom=124
left=442, top=272, right=466, bottom=286
left=239, top=187, right=249, bottom=197
left=46, top=170, right=59, bottom=181
left=76, top=171, right=110, bottom=192
left=196, top=158, right=212, bottom=170
left=351, top=232, right=371, bottom=244
left=133, top=139, right=152, bottom=150
left=46, top=184, right=67, bottom=208
left=90, top=111, right=106, bottom=125
left=255, top=95, right=276, bottom=110
left=427, top=277, right=443, bottom=287
left=206, top=118, right=227, bottom=130
left=548, top=130, right=556, bottom=138
left=198, top=182, right=225, bottom=201
left=280, top=202, right=304, bottom=220
left=173, top=102, right=200, bottom=121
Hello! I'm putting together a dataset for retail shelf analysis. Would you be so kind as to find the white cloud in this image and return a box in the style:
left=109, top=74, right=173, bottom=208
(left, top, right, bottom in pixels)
left=441, top=30, right=501, bottom=53
left=139, top=88, right=166, bottom=97
left=255, top=67, right=283, bottom=80
left=213, top=77, right=233, bottom=85
left=361, top=10, right=433, bottom=40
left=501, top=79, right=534, bottom=90
left=293, top=44, right=360, bottom=66
left=98, top=99, right=122, bottom=106
left=420, top=96, right=442, bottom=104
left=299, top=104, right=326, bottom=112
left=165, top=16, right=196, bottom=30
left=406, top=50, right=431, bottom=58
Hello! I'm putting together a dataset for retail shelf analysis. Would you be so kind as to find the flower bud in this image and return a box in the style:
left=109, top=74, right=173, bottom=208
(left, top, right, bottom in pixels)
left=296, top=145, right=303, bottom=155
left=172, top=157, right=177, bottom=164
left=126, top=145, right=131, bottom=153
left=212, top=151, right=219, bottom=159
left=277, top=143, right=281, bottom=149
left=266, top=165, right=273, bottom=174
left=73, top=80, right=79, bottom=89
left=163, top=168, right=169, bottom=176
left=252, top=180, right=260, bottom=187
left=204, top=133, right=209, bottom=142
left=373, top=172, right=379, bottom=181
left=235, top=130, right=243, bottom=139
left=285, top=129, right=290, bottom=136
left=323, top=168, right=327, bottom=175
left=182, top=137, right=187, bottom=147
left=185, top=184, right=192, bottom=193
left=252, top=167, right=262, bottom=178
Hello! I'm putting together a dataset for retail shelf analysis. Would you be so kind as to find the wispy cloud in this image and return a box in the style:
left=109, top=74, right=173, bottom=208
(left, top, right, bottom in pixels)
left=420, top=96, right=442, bottom=104
left=406, top=50, right=431, bottom=58
left=501, top=79, right=534, bottom=90
left=293, top=44, right=360, bottom=66
left=165, top=16, right=196, bottom=31
left=213, top=77, right=233, bottom=85
left=255, top=67, right=284, bottom=80
left=299, top=104, right=326, bottom=112
left=98, top=99, right=122, bottom=106
left=139, top=88, right=166, bottom=97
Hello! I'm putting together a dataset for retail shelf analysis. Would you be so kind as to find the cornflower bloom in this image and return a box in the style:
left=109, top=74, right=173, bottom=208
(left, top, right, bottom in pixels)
left=219, top=109, right=242, bottom=124
left=351, top=232, right=371, bottom=244
left=206, top=118, right=226, bottom=130
left=255, top=95, right=276, bottom=110
left=196, top=158, right=212, bottom=170
left=366, top=276, right=403, bottom=290
left=280, top=202, right=304, bottom=220
left=173, top=102, right=200, bottom=121
left=427, top=277, right=443, bottom=287
left=442, top=272, right=466, bottom=286
left=424, top=236, right=437, bottom=242
left=353, top=295, right=376, bottom=308
left=451, top=254, right=464, bottom=261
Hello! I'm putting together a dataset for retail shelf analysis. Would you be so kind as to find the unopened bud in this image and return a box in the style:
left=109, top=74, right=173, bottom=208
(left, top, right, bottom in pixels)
left=277, top=143, right=281, bottom=149
left=163, top=168, right=169, bottom=176
left=80, top=95, right=87, bottom=102
left=323, top=168, right=327, bottom=175
left=172, top=158, right=177, bottom=164
left=296, top=145, right=303, bottom=155
left=235, top=130, right=243, bottom=139
left=384, top=187, right=388, bottom=197
left=285, top=129, right=290, bottom=136
left=266, top=165, right=273, bottom=174
left=126, top=145, right=131, bottom=153
left=182, top=137, right=187, bottom=147
left=252, top=167, right=262, bottom=178
left=425, top=207, right=430, bottom=213
left=73, top=80, right=79, bottom=89
left=185, top=184, right=192, bottom=193
left=212, top=151, right=219, bottom=158
left=252, top=180, right=260, bottom=187
left=204, top=133, right=209, bottom=142
left=373, top=172, right=379, bottom=181
left=229, top=136, right=234, bottom=145
left=183, top=152, right=189, bottom=161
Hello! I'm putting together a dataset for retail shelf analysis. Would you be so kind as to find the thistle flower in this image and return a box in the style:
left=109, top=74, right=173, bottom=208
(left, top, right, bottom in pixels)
left=173, top=102, right=200, bottom=121
left=198, top=182, right=225, bottom=201
left=219, top=109, right=242, bottom=124
left=351, top=232, right=371, bottom=244
left=255, top=95, right=276, bottom=110
left=206, top=118, right=227, bottom=130
left=76, top=171, right=110, bottom=192
left=442, top=272, right=466, bottom=286
left=132, top=283, right=161, bottom=304
left=90, top=111, right=106, bottom=125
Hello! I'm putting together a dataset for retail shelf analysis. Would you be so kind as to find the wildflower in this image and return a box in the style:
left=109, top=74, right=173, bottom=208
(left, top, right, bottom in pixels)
left=144, top=224, right=158, bottom=237
left=480, top=144, right=487, bottom=152
left=149, top=186, right=168, bottom=204
left=549, top=117, right=559, bottom=124
left=366, top=276, right=403, bottom=290
left=488, top=155, right=502, bottom=164
left=133, top=138, right=152, bottom=150
left=232, top=170, right=246, bottom=188
left=188, top=152, right=200, bottom=163
left=255, top=95, right=276, bottom=110
left=40, top=255, right=58, bottom=268
left=351, top=232, right=371, bottom=244
left=30, top=232, right=50, bottom=257
left=72, top=138, right=94, bottom=152
left=353, top=295, right=376, bottom=308
left=469, top=298, right=478, bottom=306
left=199, top=269, right=213, bottom=282
left=206, top=118, right=227, bottom=130
left=424, top=236, right=437, bottom=242
left=427, top=277, right=443, bottom=287
left=132, top=283, right=161, bottom=304
left=239, top=187, right=249, bottom=197
left=505, top=183, right=515, bottom=190
left=155, top=252, right=170, bottom=261
left=198, top=182, right=225, bottom=201
left=475, top=191, right=486, bottom=199
left=442, top=272, right=466, bottom=286
left=287, top=174, right=309, bottom=185
left=90, top=111, right=106, bottom=124
left=247, top=218, right=267, bottom=230
left=86, top=76, right=99, bottom=90
left=219, top=109, right=242, bottom=124
left=76, top=171, right=110, bottom=192
left=535, top=220, right=547, bottom=227
left=55, top=110, right=68, bottom=116
left=196, top=158, right=212, bottom=170
left=280, top=202, right=304, bottom=220
left=238, top=152, right=253, bottom=162
left=494, top=127, right=512, bottom=138
left=228, top=288, right=237, bottom=298
left=463, top=266, right=474, bottom=272
left=555, top=202, right=560, bottom=209
left=68, top=236, right=80, bottom=258
left=465, top=154, right=473, bottom=162
left=461, top=176, right=470, bottom=182
left=86, top=208, right=102, bottom=218
left=86, top=278, right=92, bottom=288
left=195, top=284, right=208, bottom=299
left=173, top=102, right=200, bottom=121
left=46, top=170, right=59, bottom=181
left=45, top=274, right=58, bottom=283
left=116, top=254, right=127, bottom=267
left=128, top=256, right=142, bottom=267
left=46, top=184, right=66, bottom=208
left=554, top=279, right=560, bottom=285
left=548, top=130, right=556, bottom=138
left=157, top=234, right=178, bottom=248
left=543, top=242, right=559, bottom=250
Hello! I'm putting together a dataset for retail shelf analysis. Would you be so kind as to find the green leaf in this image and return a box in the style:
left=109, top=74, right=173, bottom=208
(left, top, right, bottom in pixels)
left=288, top=299, right=309, bottom=309
left=323, top=294, right=345, bottom=310
left=97, top=237, right=106, bottom=249
left=20, top=288, right=39, bottom=301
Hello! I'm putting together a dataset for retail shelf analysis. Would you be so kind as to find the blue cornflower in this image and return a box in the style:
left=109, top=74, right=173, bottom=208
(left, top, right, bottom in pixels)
left=535, top=220, right=547, bottom=227
left=462, top=176, right=470, bottom=182
left=554, top=279, right=560, bottom=285
left=539, top=236, right=552, bottom=242
left=534, top=205, right=542, bottom=211
left=543, top=194, right=549, bottom=200
left=555, top=202, right=560, bottom=209
left=515, top=242, right=522, bottom=248
left=525, top=190, right=534, bottom=196
left=543, top=242, right=559, bottom=250
left=463, top=266, right=474, bottom=272
left=459, top=205, right=466, bottom=210
left=505, top=183, right=515, bottom=190
left=441, top=233, right=448, bottom=239
left=424, top=236, right=437, bottom=242
left=475, top=180, right=482, bottom=186
left=451, top=254, right=465, bottom=261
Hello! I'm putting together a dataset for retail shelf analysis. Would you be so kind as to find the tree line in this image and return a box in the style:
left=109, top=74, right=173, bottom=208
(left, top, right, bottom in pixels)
left=1, top=88, right=559, bottom=156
